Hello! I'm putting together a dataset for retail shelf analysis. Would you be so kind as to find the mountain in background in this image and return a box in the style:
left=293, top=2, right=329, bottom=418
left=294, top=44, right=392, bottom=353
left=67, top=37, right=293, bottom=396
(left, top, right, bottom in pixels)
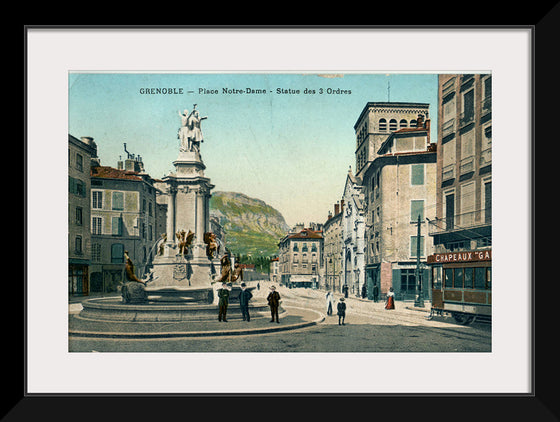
left=209, top=191, right=290, bottom=257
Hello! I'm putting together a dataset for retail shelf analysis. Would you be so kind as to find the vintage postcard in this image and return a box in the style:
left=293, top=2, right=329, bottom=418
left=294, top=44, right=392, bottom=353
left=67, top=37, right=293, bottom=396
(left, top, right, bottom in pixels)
left=67, top=72, right=493, bottom=354
left=25, top=28, right=532, bottom=395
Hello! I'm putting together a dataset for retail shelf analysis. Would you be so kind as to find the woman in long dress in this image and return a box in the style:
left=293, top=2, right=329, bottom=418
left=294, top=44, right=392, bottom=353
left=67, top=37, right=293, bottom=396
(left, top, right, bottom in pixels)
left=385, top=287, right=395, bottom=310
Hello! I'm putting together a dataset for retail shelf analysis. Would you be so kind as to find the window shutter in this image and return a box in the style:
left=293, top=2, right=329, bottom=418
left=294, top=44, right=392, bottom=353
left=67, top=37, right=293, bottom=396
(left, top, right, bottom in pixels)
left=410, top=200, right=424, bottom=222
left=112, top=217, right=122, bottom=236
left=411, top=164, right=424, bottom=185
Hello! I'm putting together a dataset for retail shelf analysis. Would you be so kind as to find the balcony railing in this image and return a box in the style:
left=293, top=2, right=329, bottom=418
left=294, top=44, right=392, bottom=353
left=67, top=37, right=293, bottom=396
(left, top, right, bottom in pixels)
left=428, top=210, right=491, bottom=235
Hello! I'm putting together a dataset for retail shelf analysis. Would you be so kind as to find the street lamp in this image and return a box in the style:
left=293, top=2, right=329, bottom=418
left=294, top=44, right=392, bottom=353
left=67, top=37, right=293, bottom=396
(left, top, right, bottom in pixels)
left=413, top=214, right=425, bottom=307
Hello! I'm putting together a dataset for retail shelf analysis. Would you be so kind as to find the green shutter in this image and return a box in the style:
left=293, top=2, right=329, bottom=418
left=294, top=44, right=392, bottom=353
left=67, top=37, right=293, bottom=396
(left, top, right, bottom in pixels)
left=69, top=176, right=76, bottom=194
left=411, top=164, right=424, bottom=185
left=410, top=200, right=424, bottom=222
left=112, top=217, right=122, bottom=236
left=411, top=236, right=424, bottom=257
left=112, top=192, right=124, bottom=210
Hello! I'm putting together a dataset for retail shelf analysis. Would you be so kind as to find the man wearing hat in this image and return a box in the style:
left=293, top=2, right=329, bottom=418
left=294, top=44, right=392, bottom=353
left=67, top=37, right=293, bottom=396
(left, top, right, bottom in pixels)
left=267, top=285, right=281, bottom=323
left=337, top=297, right=347, bottom=325
left=238, top=282, right=253, bottom=322
left=217, top=282, right=231, bottom=322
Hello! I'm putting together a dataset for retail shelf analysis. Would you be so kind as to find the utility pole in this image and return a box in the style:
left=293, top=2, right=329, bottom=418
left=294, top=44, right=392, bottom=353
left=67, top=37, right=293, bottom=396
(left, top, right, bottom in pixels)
left=412, top=214, right=424, bottom=307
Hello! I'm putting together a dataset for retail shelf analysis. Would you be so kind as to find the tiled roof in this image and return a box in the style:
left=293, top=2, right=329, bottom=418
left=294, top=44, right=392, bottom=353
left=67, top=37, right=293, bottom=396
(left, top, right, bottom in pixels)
left=288, top=229, right=323, bottom=240
left=91, top=166, right=143, bottom=181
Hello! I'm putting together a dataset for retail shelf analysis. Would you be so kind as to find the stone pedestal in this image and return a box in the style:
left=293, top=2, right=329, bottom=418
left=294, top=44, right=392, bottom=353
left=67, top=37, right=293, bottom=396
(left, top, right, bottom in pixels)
left=145, top=149, right=216, bottom=302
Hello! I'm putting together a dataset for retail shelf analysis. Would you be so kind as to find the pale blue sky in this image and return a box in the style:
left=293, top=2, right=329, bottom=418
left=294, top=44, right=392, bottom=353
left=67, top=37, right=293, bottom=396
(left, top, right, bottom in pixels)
left=69, top=72, right=438, bottom=226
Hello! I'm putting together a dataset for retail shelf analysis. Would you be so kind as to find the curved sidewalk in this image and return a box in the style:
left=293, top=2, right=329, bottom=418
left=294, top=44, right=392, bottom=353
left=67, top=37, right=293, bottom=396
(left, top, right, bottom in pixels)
left=69, top=305, right=324, bottom=339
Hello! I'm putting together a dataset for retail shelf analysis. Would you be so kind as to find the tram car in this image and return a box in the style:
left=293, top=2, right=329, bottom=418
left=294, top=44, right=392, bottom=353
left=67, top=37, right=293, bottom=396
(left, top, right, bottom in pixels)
left=427, top=249, right=491, bottom=325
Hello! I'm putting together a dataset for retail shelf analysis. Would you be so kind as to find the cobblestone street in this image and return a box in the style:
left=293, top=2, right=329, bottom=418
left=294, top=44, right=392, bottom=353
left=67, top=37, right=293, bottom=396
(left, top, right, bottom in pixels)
left=69, top=282, right=491, bottom=353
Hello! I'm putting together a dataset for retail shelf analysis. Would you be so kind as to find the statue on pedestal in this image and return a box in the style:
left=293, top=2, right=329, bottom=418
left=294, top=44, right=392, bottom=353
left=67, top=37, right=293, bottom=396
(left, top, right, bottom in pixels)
left=178, top=104, right=208, bottom=153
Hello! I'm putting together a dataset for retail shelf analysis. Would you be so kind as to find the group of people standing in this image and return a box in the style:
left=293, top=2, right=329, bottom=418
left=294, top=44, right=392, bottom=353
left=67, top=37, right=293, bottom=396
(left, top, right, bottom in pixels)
left=216, top=282, right=281, bottom=323
left=216, top=283, right=396, bottom=325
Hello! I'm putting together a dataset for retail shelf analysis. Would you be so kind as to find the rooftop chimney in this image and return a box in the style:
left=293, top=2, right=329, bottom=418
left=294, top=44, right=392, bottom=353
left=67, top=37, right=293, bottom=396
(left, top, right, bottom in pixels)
left=417, top=114, right=424, bottom=128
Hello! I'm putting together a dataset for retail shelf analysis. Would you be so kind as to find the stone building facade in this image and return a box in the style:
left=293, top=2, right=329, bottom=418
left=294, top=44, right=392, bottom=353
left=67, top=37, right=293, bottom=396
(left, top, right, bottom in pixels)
left=88, top=156, right=159, bottom=293
left=322, top=201, right=343, bottom=293
left=430, top=74, right=492, bottom=252
left=361, top=114, right=437, bottom=300
left=278, top=226, right=323, bottom=288
left=68, top=135, right=98, bottom=296
left=341, top=168, right=366, bottom=297
left=427, top=74, right=492, bottom=301
left=354, top=102, right=430, bottom=181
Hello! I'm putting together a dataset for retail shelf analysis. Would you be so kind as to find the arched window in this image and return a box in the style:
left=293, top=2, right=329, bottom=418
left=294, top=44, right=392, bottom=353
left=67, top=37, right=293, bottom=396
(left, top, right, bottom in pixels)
left=389, top=119, right=398, bottom=131
left=379, top=118, right=387, bottom=132
left=400, top=119, right=408, bottom=129
left=410, top=119, right=417, bottom=128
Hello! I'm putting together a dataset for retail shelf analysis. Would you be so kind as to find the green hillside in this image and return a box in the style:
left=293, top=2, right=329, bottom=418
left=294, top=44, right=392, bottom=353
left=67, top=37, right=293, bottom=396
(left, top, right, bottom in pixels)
left=209, top=191, right=289, bottom=258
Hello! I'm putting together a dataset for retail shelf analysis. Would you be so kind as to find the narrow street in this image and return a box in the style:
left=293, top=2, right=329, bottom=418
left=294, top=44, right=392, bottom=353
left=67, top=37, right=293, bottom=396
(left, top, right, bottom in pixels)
left=69, top=282, right=491, bottom=353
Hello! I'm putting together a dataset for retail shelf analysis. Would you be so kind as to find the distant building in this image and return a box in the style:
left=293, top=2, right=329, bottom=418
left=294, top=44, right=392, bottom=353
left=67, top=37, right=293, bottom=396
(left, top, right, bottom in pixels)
left=340, top=168, right=366, bottom=297
left=323, top=202, right=343, bottom=292
left=68, top=135, right=98, bottom=296
left=269, top=257, right=279, bottom=284
left=88, top=154, right=159, bottom=293
left=278, top=225, right=323, bottom=288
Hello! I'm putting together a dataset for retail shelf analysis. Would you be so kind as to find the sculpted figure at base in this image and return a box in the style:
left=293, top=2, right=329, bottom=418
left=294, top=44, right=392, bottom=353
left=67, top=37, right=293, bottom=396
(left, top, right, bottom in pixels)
left=158, top=233, right=167, bottom=256
left=231, top=262, right=243, bottom=283
left=204, top=232, right=219, bottom=259
left=122, top=250, right=157, bottom=304
left=217, top=254, right=232, bottom=283
left=176, top=229, right=195, bottom=256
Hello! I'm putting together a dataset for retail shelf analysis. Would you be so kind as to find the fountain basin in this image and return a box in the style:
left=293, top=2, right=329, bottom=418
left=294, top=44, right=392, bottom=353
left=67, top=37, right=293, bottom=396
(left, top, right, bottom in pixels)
left=78, top=296, right=277, bottom=322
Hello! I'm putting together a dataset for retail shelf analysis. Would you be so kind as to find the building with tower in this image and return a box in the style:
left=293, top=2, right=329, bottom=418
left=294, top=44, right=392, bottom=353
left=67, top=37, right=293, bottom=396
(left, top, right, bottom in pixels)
left=354, top=102, right=430, bottom=182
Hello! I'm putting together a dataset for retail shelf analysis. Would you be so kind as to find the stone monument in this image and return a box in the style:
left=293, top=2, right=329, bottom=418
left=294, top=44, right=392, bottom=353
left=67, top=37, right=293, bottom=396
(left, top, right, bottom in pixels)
left=145, top=105, right=217, bottom=302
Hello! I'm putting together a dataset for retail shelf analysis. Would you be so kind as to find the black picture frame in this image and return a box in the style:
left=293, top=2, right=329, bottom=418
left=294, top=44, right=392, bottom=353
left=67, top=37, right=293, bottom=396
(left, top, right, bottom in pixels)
left=19, top=17, right=551, bottom=420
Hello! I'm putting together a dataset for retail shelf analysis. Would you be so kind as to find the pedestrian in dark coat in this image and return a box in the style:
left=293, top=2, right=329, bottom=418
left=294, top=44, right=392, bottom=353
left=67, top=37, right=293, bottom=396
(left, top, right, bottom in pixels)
left=267, top=285, right=281, bottom=323
left=217, top=282, right=231, bottom=322
left=373, top=284, right=379, bottom=303
left=337, top=297, right=346, bottom=325
left=238, top=282, right=253, bottom=322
